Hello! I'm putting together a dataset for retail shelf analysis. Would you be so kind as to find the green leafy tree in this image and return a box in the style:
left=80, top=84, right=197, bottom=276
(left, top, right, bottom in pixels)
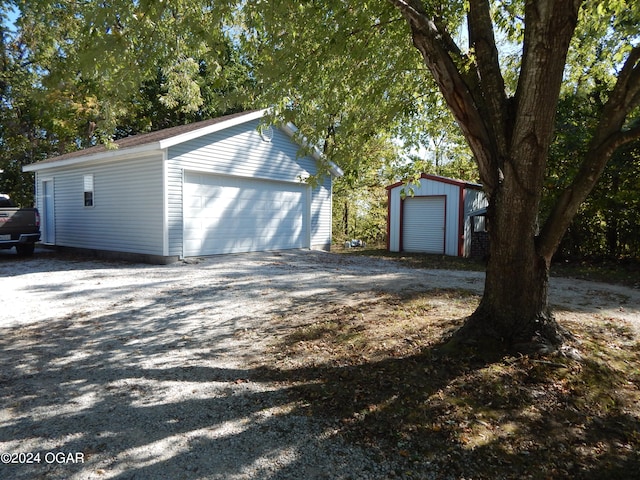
left=3, top=0, right=255, bottom=201
left=113, top=44, right=255, bottom=138
left=15, top=0, right=251, bottom=139
left=545, top=22, right=640, bottom=261
left=548, top=96, right=640, bottom=259
left=1, top=4, right=91, bottom=204
left=241, top=0, right=640, bottom=350
left=388, top=0, right=639, bottom=350
left=333, top=133, right=400, bottom=245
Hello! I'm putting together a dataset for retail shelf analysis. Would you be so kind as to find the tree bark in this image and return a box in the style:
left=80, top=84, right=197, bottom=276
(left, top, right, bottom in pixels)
left=390, top=0, right=640, bottom=352
left=458, top=186, right=567, bottom=351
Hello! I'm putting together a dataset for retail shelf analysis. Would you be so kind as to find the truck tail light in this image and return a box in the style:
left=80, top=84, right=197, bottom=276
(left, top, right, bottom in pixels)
left=35, top=211, right=41, bottom=228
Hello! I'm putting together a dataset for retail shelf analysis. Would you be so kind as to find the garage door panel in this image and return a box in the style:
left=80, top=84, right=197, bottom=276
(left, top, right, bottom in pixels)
left=402, top=196, right=446, bottom=254
left=183, top=172, right=308, bottom=256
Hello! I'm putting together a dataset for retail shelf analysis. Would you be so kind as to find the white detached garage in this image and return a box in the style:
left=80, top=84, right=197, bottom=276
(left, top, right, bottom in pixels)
left=386, top=174, right=487, bottom=257
left=24, top=110, right=340, bottom=263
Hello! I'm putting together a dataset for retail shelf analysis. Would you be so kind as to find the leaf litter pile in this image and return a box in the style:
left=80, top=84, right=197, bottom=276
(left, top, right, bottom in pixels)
left=256, top=288, right=640, bottom=479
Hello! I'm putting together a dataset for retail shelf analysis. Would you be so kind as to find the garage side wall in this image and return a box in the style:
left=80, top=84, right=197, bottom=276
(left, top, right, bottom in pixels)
left=310, top=175, right=332, bottom=250
left=166, top=119, right=330, bottom=256
left=35, top=154, right=165, bottom=256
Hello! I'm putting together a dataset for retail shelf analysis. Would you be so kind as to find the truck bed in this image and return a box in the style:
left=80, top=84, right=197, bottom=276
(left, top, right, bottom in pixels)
left=0, top=197, right=41, bottom=256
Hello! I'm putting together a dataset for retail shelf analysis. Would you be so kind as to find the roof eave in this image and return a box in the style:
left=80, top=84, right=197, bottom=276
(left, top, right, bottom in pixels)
left=22, top=109, right=345, bottom=178
left=23, top=143, right=161, bottom=172
left=386, top=173, right=483, bottom=190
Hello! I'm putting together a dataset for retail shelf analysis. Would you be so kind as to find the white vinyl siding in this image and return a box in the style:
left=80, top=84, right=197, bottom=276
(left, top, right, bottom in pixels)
left=167, top=119, right=330, bottom=256
left=310, top=175, right=332, bottom=249
left=167, top=120, right=315, bottom=184
left=37, top=154, right=164, bottom=255
left=402, top=196, right=446, bottom=253
left=40, top=179, right=55, bottom=244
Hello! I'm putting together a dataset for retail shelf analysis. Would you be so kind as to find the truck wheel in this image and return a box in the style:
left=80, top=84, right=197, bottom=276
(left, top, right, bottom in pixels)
left=16, top=244, right=35, bottom=257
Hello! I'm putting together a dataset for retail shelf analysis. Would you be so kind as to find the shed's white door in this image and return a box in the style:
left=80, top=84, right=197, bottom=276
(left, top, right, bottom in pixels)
left=183, top=172, right=308, bottom=256
left=402, top=196, right=446, bottom=254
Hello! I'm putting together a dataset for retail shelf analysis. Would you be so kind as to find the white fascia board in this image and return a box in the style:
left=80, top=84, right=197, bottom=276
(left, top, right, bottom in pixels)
left=23, top=143, right=161, bottom=172
left=328, top=161, right=344, bottom=178
left=281, top=122, right=344, bottom=178
left=158, top=109, right=268, bottom=149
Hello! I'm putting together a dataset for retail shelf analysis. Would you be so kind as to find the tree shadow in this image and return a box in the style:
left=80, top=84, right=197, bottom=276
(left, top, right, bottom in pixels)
left=253, top=309, right=640, bottom=480
left=2, top=250, right=639, bottom=479
left=0, top=246, right=146, bottom=276
left=1, top=255, right=426, bottom=479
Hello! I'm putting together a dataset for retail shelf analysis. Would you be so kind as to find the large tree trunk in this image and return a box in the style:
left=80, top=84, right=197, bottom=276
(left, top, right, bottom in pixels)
left=459, top=187, right=566, bottom=351
left=391, top=0, right=640, bottom=352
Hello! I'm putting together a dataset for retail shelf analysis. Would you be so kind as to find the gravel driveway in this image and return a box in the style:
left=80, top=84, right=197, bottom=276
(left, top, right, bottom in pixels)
left=1, top=249, right=638, bottom=480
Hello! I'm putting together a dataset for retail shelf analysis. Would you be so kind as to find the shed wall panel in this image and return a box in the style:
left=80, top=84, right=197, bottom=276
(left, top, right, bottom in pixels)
left=388, top=178, right=461, bottom=256
left=388, top=188, right=402, bottom=252
left=387, top=176, right=488, bottom=257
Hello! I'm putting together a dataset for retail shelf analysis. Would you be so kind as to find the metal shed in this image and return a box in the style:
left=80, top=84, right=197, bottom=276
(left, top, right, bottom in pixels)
left=386, top=174, right=487, bottom=257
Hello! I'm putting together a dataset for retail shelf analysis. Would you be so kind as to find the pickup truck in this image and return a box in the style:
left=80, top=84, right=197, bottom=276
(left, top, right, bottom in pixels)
left=0, top=194, right=41, bottom=256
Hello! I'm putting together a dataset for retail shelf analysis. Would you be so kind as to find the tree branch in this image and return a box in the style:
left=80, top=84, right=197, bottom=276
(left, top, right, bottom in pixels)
left=538, top=45, right=640, bottom=259
left=388, top=0, right=498, bottom=193
left=467, top=0, right=510, bottom=159
left=598, top=46, right=640, bottom=137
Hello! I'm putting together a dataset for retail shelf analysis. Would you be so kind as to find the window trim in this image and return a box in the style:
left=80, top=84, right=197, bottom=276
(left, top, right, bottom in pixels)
left=83, top=174, right=94, bottom=207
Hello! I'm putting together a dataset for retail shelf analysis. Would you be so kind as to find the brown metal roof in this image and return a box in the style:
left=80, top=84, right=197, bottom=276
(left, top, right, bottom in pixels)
left=386, top=173, right=483, bottom=190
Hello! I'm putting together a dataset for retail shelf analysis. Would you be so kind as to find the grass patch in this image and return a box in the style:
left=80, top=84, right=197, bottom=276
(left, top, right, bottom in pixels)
left=336, top=245, right=487, bottom=272
left=259, top=289, right=640, bottom=479
left=337, top=246, right=640, bottom=288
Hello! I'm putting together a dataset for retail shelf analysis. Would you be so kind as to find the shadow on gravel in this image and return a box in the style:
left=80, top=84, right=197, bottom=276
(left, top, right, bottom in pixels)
left=0, top=252, right=414, bottom=479
left=0, top=247, right=144, bottom=277
left=255, top=350, right=640, bottom=480
left=0, top=310, right=371, bottom=479
left=3, top=322, right=639, bottom=479
left=1, top=251, right=639, bottom=479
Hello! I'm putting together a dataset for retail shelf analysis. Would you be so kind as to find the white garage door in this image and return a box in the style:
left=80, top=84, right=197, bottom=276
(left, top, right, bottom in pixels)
left=402, top=196, right=446, bottom=254
left=183, top=172, right=308, bottom=256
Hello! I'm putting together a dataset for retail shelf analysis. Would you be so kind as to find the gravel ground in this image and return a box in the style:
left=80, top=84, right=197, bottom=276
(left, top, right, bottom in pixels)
left=1, top=248, right=638, bottom=480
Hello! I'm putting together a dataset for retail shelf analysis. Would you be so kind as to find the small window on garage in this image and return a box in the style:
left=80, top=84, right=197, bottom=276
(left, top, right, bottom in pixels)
left=83, top=174, right=94, bottom=207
